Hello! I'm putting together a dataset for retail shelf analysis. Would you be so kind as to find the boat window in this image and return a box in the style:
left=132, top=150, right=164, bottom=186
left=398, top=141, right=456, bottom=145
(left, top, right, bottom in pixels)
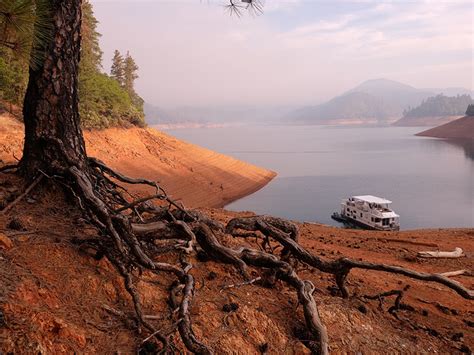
left=360, top=213, right=363, bottom=217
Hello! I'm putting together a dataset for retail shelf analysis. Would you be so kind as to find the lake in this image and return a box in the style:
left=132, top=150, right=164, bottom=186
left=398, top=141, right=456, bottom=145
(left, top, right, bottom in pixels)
left=165, top=125, right=473, bottom=230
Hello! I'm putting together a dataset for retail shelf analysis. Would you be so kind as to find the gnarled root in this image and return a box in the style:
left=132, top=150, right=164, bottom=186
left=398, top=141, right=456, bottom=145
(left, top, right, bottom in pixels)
left=195, top=224, right=329, bottom=354
left=226, top=216, right=474, bottom=300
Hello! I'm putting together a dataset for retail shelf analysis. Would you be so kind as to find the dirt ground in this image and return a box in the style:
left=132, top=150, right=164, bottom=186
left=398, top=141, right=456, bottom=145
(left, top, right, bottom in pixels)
left=0, top=175, right=472, bottom=354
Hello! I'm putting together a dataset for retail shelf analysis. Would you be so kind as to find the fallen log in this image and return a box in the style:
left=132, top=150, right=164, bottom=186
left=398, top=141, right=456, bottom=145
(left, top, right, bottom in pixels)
left=418, top=247, right=465, bottom=258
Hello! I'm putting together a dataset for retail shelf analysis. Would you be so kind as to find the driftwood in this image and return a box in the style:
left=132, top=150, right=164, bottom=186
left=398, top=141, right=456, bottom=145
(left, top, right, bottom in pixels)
left=418, top=247, right=465, bottom=258
left=439, top=270, right=472, bottom=277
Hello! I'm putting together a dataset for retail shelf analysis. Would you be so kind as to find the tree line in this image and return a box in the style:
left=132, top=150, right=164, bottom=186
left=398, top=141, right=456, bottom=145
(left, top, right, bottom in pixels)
left=403, top=94, right=473, bottom=118
left=0, top=0, right=145, bottom=128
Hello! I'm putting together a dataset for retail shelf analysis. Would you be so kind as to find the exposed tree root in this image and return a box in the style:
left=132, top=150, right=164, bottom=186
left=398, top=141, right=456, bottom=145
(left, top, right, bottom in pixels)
left=3, top=159, right=472, bottom=354
left=0, top=163, right=18, bottom=173
left=195, top=224, right=329, bottom=354
left=226, top=216, right=474, bottom=300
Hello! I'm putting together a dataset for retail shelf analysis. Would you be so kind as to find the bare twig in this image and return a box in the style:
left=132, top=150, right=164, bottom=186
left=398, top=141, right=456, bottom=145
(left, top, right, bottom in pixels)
left=1, top=175, right=44, bottom=214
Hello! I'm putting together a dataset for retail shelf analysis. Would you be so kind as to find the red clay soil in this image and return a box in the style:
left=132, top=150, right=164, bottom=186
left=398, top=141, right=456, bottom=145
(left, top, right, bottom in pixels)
left=0, top=175, right=473, bottom=354
left=416, top=116, right=474, bottom=139
left=0, top=113, right=276, bottom=208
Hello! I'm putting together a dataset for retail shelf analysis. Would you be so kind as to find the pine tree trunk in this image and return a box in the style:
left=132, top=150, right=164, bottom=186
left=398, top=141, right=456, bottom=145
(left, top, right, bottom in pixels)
left=20, top=0, right=86, bottom=178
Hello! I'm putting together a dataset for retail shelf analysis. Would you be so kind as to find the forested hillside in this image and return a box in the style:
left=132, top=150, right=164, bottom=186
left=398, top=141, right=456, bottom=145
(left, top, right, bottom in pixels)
left=0, top=0, right=144, bottom=128
left=403, top=94, right=473, bottom=118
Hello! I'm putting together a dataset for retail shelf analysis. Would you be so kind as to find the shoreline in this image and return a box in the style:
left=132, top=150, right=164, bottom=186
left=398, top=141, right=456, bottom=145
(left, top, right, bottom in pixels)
left=0, top=114, right=276, bottom=208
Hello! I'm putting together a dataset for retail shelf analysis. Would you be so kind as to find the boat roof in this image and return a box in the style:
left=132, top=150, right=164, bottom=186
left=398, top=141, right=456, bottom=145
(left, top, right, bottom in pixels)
left=353, top=195, right=392, bottom=204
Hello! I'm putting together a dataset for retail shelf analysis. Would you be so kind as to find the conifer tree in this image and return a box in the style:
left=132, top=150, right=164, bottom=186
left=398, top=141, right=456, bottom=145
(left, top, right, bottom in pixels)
left=123, top=51, right=139, bottom=96
left=110, top=49, right=125, bottom=86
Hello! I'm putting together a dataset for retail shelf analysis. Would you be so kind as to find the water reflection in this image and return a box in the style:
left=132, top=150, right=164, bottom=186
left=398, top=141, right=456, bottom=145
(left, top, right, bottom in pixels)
left=444, top=139, right=474, bottom=161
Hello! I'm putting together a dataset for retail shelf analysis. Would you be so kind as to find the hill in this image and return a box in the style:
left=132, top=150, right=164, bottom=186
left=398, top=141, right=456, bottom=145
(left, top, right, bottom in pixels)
left=289, top=91, right=398, bottom=125
left=144, top=103, right=292, bottom=128
left=0, top=114, right=275, bottom=208
left=286, top=79, right=471, bottom=126
left=416, top=115, right=474, bottom=139
left=393, top=94, right=472, bottom=127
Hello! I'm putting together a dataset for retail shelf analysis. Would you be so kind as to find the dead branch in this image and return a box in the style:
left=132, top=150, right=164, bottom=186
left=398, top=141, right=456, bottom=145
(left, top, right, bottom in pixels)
left=221, top=276, right=262, bottom=291
left=1, top=174, right=44, bottom=214
left=439, top=270, right=472, bottom=278
left=0, top=163, right=18, bottom=173
left=418, top=247, right=465, bottom=258
left=115, top=193, right=166, bottom=213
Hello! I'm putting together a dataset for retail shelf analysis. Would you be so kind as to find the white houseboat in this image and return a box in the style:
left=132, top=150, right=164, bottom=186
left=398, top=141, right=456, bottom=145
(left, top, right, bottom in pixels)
left=331, top=195, right=400, bottom=231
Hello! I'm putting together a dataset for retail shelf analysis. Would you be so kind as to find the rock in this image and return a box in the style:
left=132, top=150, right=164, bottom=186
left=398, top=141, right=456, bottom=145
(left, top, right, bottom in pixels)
left=17, top=235, right=30, bottom=242
left=357, top=304, right=368, bottom=314
left=6, top=217, right=25, bottom=231
left=207, top=271, right=218, bottom=280
left=222, top=302, right=239, bottom=313
left=0, top=233, right=13, bottom=250
left=0, top=310, right=5, bottom=327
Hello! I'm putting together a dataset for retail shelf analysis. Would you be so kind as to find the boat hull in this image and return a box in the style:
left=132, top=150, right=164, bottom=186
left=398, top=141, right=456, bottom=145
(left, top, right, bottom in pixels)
left=331, top=212, right=399, bottom=231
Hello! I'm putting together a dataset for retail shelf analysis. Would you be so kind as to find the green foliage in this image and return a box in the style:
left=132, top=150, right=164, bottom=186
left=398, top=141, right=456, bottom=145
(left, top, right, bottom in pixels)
left=123, top=51, right=139, bottom=96
left=110, top=50, right=124, bottom=86
left=466, top=104, right=474, bottom=116
left=403, top=94, right=473, bottom=118
left=79, top=72, right=145, bottom=129
left=0, top=0, right=145, bottom=129
left=0, top=49, right=29, bottom=107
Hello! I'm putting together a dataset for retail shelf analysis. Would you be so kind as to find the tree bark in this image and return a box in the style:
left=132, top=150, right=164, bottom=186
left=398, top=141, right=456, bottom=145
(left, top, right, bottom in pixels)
left=20, top=0, right=86, bottom=178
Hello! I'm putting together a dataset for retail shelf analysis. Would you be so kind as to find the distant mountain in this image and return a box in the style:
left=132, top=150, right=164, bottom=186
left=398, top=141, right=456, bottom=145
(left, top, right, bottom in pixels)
left=286, top=78, right=471, bottom=126
left=289, top=91, right=399, bottom=125
left=144, top=102, right=294, bottom=127
left=393, top=94, right=473, bottom=126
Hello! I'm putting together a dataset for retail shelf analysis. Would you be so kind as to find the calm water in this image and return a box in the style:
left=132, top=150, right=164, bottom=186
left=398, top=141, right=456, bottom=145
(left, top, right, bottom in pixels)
left=166, top=125, right=474, bottom=230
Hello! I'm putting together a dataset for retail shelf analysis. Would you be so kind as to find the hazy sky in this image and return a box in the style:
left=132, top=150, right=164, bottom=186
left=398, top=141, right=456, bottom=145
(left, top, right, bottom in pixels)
left=92, top=0, right=473, bottom=108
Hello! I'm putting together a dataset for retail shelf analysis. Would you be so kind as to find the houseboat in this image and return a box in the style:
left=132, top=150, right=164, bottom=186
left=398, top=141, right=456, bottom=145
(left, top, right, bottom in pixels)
left=331, top=195, right=400, bottom=231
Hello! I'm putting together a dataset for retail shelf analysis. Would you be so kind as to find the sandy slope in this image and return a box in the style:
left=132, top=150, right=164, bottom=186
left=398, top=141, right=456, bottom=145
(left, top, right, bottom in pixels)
left=0, top=114, right=275, bottom=208
left=393, top=115, right=460, bottom=127
left=416, top=116, right=474, bottom=139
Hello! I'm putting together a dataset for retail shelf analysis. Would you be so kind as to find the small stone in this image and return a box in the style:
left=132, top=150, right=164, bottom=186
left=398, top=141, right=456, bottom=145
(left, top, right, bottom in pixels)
left=0, top=233, right=13, bottom=250
left=207, top=271, right=217, bottom=280
left=463, top=319, right=474, bottom=327
left=357, top=304, right=368, bottom=314
left=7, top=217, right=25, bottom=231
left=0, top=310, right=5, bottom=327
left=17, top=235, right=30, bottom=242
left=258, top=343, right=269, bottom=354
left=222, top=302, right=239, bottom=313
left=26, top=198, right=36, bottom=204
